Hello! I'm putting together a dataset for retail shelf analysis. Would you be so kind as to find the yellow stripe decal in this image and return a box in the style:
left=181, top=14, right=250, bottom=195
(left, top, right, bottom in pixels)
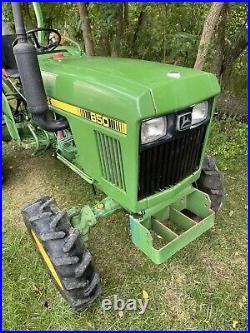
left=48, top=97, right=82, bottom=117
left=48, top=97, right=127, bottom=135
left=31, top=229, right=63, bottom=290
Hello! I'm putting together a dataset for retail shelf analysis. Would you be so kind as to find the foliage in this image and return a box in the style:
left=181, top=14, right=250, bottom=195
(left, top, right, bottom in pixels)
left=207, top=118, right=248, bottom=163
left=2, top=2, right=247, bottom=112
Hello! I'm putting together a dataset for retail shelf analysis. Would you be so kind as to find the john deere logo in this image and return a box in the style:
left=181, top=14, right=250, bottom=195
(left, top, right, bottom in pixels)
left=177, top=112, right=192, bottom=131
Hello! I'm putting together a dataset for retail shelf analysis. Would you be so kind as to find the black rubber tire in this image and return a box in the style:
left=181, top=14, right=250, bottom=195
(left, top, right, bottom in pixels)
left=21, top=196, right=101, bottom=311
left=196, top=155, right=224, bottom=212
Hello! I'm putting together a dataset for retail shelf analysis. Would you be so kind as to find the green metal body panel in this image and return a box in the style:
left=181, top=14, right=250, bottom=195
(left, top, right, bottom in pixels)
left=32, top=2, right=45, bottom=43
left=57, top=153, right=93, bottom=184
left=37, top=52, right=220, bottom=213
left=2, top=92, right=21, bottom=143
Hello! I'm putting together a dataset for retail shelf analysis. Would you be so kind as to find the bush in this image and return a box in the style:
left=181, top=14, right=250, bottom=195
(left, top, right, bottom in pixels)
left=207, top=118, right=248, bottom=164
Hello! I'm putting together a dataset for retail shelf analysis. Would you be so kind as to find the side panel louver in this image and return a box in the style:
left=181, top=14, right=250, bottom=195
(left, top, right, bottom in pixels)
left=95, top=132, right=126, bottom=191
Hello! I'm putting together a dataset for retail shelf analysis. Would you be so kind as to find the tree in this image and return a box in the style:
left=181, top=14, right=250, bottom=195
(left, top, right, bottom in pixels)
left=110, top=3, right=124, bottom=57
left=211, top=3, right=228, bottom=80
left=194, top=2, right=225, bottom=70
left=78, top=2, right=95, bottom=56
left=220, top=24, right=248, bottom=87
left=211, top=2, right=248, bottom=87
left=3, top=2, right=247, bottom=100
left=130, top=3, right=148, bottom=56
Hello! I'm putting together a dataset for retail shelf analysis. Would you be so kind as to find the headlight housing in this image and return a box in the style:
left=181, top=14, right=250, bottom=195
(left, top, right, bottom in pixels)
left=141, top=117, right=167, bottom=144
left=192, top=101, right=209, bottom=127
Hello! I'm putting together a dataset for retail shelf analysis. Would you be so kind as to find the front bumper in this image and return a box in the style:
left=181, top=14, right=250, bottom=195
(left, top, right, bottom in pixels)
left=130, top=186, right=215, bottom=264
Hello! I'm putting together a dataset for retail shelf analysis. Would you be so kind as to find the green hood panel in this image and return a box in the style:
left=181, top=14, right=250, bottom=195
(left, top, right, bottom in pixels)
left=40, top=55, right=220, bottom=120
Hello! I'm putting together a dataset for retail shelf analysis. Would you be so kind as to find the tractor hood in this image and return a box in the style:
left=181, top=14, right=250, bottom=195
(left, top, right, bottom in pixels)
left=40, top=55, right=220, bottom=119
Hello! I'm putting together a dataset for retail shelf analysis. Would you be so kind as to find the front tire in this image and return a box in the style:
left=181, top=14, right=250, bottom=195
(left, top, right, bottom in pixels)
left=22, top=197, right=101, bottom=311
left=196, top=155, right=224, bottom=212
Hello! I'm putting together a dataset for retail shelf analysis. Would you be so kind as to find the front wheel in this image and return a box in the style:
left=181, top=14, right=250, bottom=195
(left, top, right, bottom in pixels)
left=22, top=197, right=101, bottom=311
left=196, top=155, right=224, bottom=213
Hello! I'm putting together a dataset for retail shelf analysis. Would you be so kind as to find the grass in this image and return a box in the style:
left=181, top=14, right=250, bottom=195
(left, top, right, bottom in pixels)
left=2, top=119, right=248, bottom=330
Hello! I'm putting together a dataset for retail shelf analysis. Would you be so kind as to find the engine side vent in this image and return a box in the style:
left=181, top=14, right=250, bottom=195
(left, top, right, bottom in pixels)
left=95, top=131, right=126, bottom=191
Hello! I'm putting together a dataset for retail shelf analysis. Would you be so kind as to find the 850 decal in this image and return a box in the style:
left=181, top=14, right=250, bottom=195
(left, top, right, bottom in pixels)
left=82, top=110, right=127, bottom=135
left=48, top=97, right=127, bottom=135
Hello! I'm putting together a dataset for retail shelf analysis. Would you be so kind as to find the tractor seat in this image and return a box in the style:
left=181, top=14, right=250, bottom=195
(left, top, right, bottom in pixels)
left=2, top=34, right=19, bottom=78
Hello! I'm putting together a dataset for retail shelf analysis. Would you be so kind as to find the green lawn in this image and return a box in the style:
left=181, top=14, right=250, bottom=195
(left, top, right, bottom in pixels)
left=2, top=119, right=248, bottom=330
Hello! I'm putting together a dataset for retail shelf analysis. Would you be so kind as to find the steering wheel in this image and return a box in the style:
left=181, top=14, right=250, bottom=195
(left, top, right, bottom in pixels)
left=26, top=28, right=61, bottom=52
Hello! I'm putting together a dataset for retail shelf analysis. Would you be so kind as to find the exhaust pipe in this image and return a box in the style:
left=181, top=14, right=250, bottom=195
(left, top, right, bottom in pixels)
left=11, top=2, right=68, bottom=132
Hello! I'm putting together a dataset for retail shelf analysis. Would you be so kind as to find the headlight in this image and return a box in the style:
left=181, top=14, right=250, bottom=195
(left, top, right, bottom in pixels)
left=192, top=101, right=209, bottom=126
left=141, top=117, right=167, bottom=144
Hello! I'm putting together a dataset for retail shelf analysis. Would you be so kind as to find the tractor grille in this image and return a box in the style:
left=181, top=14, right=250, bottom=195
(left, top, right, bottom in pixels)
left=138, top=124, right=207, bottom=199
left=96, top=132, right=126, bottom=191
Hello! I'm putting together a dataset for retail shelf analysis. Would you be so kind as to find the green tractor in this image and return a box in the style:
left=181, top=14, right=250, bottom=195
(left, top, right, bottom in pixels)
left=2, top=3, right=224, bottom=311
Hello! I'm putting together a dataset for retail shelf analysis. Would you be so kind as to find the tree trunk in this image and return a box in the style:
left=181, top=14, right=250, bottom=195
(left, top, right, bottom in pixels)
left=194, top=2, right=225, bottom=70
left=130, top=4, right=147, bottom=55
left=99, top=32, right=111, bottom=56
left=21, top=3, right=34, bottom=29
left=78, top=2, right=95, bottom=56
left=111, top=33, right=120, bottom=57
left=123, top=2, right=129, bottom=29
left=122, top=2, right=129, bottom=56
left=220, top=29, right=248, bottom=88
left=211, top=3, right=228, bottom=81
left=162, top=3, right=168, bottom=63
left=209, top=4, right=247, bottom=88
left=111, top=4, right=124, bottom=57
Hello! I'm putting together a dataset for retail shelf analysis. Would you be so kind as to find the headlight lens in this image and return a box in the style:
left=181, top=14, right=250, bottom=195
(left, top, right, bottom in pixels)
left=192, top=101, right=209, bottom=126
left=141, top=117, right=167, bottom=144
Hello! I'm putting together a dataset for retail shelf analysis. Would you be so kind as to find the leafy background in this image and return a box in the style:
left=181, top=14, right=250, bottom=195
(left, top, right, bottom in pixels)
left=2, top=2, right=248, bottom=331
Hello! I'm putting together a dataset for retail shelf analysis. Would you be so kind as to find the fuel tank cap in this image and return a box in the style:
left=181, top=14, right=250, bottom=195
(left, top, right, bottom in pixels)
left=52, top=53, right=64, bottom=60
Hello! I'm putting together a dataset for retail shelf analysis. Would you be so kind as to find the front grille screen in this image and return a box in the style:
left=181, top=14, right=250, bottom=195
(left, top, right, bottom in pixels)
left=138, top=124, right=207, bottom=199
